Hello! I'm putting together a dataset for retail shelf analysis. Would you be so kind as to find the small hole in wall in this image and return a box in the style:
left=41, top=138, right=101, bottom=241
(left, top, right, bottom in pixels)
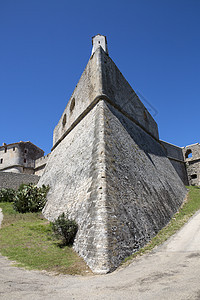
left=191, top=174, right=197, bottom=179
left=144, top=111, right=148, bottom=121
left=62, top=114, right=66, bottom=127
left=70, top=98, right=75, bottom=112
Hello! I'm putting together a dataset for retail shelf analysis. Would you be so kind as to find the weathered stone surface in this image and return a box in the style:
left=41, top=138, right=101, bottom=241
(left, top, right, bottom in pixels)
left=100, top=47, right=159, bottom=140
left=34, top=153, right=51, bottom=176
left=38, top=38, right=187, bottom=274
left=0, top=172, right=40, bottom=190
left=40, top=102, right=110, bottom=273
left=182, top=143, right=200, bottom=186
left=53, top=47, right=159, bottom=149
left=103, top=102, right=187, bottom=269
left=52, top=48, right=103, bottom=147
left=39, top=100, right=186, bottom=273
left=161, top=141, right=189, bottom=185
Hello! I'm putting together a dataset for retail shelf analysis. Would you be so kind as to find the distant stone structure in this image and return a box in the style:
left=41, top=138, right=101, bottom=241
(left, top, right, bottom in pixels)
left=182, top=143, right=200, bottom=186
left=34, top=153, right=51, bottom=176
left=0, top=35, right=199, bottom=273
left=161, top=141, right=189, bottom=186
left=0, top=141, right=44, bottom=174
left=0, top=141, right=49, bottom=189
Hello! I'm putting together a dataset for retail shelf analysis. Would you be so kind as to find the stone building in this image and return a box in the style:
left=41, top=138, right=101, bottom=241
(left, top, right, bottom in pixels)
left=182, top=143, right=200, bottom=186
left=0, top=141, right=44, bottom=174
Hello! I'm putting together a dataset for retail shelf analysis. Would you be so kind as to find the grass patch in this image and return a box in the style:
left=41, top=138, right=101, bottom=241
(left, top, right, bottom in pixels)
left=122, top=186, right=200, bottom=264
left=0, top=186, right=199, bottom=275
left=0, top=203, right=92, bottom=275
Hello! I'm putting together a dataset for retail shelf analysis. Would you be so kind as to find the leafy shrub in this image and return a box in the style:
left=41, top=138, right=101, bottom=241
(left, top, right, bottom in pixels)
left=13, top=183, right=49, bottom=213
left=51, top=212, right=78, bottom=246
left=0, top=188, right=16, bottom=202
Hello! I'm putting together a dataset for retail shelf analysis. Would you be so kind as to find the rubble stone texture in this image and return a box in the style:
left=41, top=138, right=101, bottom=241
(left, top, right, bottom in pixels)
left=182, top=143, right=200, bottom=186
left=38, top=35, right=187, bottom=273
left=0, top=172, right=40, bottom=190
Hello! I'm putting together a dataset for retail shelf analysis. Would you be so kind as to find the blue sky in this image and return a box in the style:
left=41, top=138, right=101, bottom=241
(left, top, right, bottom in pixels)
left=0, top=0, right=199, bottom=154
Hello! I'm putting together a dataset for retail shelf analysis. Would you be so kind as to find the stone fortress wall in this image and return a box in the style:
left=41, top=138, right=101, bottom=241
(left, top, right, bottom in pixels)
left=160, top=141, right=189, bottom=185
left=34, top=153, right=51, bottom=176
left=0, top=139, right=199, bottom=188
left=182, top=143, right=200, bottom=186
left=37, top=35, right=190, bottom=273
left=0, top=34, right=199, bottom=274
left=0, top=172, right=40, bottom=190
left=1, top=140, right=199, bottom=190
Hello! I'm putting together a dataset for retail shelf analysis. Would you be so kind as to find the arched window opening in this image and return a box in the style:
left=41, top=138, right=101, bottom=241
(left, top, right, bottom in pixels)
left=62, top=114, right=66, bottom=127
left=70, top=98, right=75, bottom=113
left=185, top=149, right=192, bottom=159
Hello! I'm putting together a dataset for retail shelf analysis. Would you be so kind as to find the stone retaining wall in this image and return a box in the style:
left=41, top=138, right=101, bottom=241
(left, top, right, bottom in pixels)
left=0, top=172, right=40, bottom=190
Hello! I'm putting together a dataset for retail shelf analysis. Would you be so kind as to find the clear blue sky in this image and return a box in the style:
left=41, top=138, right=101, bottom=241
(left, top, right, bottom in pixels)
left=0, top=0, right=199, bottom=154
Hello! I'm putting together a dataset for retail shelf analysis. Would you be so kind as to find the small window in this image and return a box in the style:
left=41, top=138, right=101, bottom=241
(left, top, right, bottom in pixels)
left=4, top=148, right=7, bottom=153
left=0, top=158, right=3, bottom=164
left=13, top=147, right=15, bottom=151
left=191, top=174, right=197, bottom=179
left=70, top=98, right=75, bottom=112
left=62, top=114, right=66, bottom=127
left=185, top=149, right=192, bottom=159
left=24, top=149, right=27, bottom=154
left=24, top=159, right=26, bottom=163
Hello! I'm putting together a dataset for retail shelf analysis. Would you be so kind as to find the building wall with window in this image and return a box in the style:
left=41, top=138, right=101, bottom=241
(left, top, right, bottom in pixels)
left=160, top=141, right=200, bottom=186
left=0, top=141, right=44, bottom=174
left=182, top=143, right=200, bottom=186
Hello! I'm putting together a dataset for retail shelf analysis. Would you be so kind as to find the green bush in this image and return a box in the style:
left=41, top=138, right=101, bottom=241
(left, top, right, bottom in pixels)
left=13, top=183, right=49, bottom=213
left=51, top=212, right=78, bottom=246
left=0, top=188, right=16, bottom=202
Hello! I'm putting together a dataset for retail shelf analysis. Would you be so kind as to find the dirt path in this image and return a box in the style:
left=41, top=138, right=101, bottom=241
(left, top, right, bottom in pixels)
left=1, top=211, right=200, bottom=300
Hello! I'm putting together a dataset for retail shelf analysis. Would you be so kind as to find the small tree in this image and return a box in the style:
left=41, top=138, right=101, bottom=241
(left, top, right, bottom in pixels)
left=51, top=212, right=78, bottom=246
left=13, top=183, right=49, bottom=213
